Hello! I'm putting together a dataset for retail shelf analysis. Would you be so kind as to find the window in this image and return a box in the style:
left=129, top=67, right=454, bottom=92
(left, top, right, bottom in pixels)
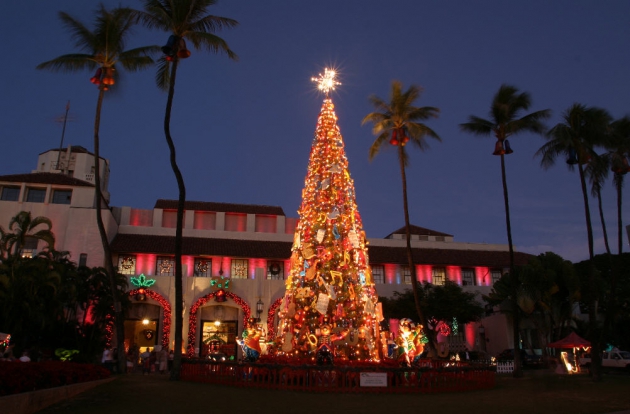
left=402, top=266, right=411, bottom=284
left=435, top=236, right=445, bottom=242
left=52, top=189, right=72, bottom=204
left=193, top=212, right=216, bottom=230
left=267, top=261, right=284, bottom=280
left=118, top=255, right=136, bottom=275
left=255, top=215, right=276, bottom=233
left=194, top=258, right=212, bottom=277
left=432, top=267, right=446, bottom=286
left=21, top=237, right=38, bottom=258
left=371, top=265, right=384, bottom=284
left=79, top=253, right=88, bottom=267
left=162, top=210, right=178, bottom=228
left=225, top=213, right=246, bottom=232
left=1, top=186, right=20, bottom=201
left=26, top=188, right=46, bottom=203
left=156, top=256, right=175, bottom=276
left=231, top=259, right=248, bottom=279
left=462, top=268, right=475, bottom=286
left=491, top=270, right=503, bottom=284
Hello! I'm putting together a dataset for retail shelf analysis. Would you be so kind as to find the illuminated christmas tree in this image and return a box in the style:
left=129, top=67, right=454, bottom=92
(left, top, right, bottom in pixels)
left=275, top=69, right=384, bottom=364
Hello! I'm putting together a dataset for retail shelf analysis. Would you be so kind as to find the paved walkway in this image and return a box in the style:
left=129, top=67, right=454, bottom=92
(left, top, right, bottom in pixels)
left=37, top=370, right=630, bottom=414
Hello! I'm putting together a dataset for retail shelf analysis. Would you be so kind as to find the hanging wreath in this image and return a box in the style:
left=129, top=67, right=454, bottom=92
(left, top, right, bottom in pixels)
left=143, top=330, right=155, bottom=340
left=269, top=263, right=281, bottom=275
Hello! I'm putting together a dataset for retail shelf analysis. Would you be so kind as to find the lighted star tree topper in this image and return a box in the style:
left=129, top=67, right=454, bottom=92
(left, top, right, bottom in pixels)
left=273, top=68, right=384, bottom=364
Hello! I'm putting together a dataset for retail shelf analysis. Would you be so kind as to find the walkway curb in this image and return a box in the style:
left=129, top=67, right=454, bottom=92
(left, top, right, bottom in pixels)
left=0, top=377, right=116, bottom=414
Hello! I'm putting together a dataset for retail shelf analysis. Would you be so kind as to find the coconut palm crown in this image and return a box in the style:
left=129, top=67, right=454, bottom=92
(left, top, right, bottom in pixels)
left=134, top=0, right=238, bottom=90
left=0, top=211, right=55, bottom=259
left=37, top=5, right=157, bottom=89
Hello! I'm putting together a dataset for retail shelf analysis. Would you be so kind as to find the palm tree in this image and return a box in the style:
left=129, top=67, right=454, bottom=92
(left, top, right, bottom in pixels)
left=460, top=84, right=550, bottom=378
left=585, top=154, right=611, bottom=255
left=0, top=211, right=55, bottom=259
left=134, top=0, right=238, bottom=380
left=37, top=5, right=156, bottom=373
left=362, top=80, right=440, bottom=357
left=607, top=116, right=630, bottom=256
left=535, top=103, right=612, bottom=381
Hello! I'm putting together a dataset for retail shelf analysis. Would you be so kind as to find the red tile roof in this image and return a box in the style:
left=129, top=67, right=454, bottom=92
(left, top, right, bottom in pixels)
left=110, top=233, right=531, bottom=267
left=110, top=234, right=292, bottom=259
left=385, top=225, right=453, bottom=238
left=154, top=199, right=285, bottom=216
left=0, top=172, right=94, bottom=187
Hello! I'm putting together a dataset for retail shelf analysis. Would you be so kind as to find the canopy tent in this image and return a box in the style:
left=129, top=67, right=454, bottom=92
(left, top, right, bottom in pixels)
left=548, top=332, right=590, bottom=348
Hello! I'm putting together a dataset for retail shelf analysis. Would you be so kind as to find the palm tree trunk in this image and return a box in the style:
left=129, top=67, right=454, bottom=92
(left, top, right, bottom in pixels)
left=397, top=144, right=433, bottom=358
left=596, top=190, right=611, bottom=255
left=499, top=154, right=521, bottom=378
left=164, top=58, right=186, bottom=381
left=93, top=86, right=126, bottom=374
left=616, top=176, right=623, bottom=256
left=578, top=163, right=601, bottom=381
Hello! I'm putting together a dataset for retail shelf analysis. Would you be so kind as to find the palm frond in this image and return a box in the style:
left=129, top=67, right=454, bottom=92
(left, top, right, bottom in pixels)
left=186, top=32, right=237, bottom=60
left=189, top=14, right=239, bottom=33
left=460, top=116, right=494, bottom=136
left=36, top=54, right=97, bottom=73
left=155, top=57, right=171, bottom=91
left=58, top=11, right=97, bottom=52
left=368, top=131, right=389, bottom=161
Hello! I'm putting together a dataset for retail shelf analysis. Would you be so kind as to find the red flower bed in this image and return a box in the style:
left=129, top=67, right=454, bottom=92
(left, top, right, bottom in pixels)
left=0, top=361, right=111, bottom=396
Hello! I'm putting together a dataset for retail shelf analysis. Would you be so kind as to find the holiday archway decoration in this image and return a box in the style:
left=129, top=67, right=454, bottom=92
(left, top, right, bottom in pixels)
left=267, top=297, right=283, bottom=340
left=128, top=288, right=172, bottom=349
left=187, top=290, right=251, bottom=356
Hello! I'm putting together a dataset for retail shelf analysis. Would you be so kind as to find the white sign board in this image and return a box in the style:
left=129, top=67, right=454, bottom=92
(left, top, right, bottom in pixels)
left=359, top=372, right=387, bottom=387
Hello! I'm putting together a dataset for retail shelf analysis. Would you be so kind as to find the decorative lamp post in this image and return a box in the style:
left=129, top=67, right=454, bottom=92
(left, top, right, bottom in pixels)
left=256, top=299, right=264, bottom=322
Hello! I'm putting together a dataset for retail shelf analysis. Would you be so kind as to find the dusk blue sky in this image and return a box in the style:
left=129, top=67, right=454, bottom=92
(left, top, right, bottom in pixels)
left=2, top=1, right=629, bottom=263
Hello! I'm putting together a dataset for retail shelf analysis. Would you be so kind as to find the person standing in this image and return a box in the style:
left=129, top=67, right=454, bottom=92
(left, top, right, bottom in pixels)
left=140, top=347, right=151, bottom=375
left=158, top=347, right=168, bottom=374
left=102, top=346, right=114, bottom=372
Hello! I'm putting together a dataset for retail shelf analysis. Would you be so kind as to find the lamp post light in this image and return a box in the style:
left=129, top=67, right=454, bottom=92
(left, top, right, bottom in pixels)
left=256, top=299, right=264, bottom=323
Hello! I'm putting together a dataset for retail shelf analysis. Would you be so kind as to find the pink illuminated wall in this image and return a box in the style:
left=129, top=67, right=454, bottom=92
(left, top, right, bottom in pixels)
left=464, top=322, right=477, bottom=351
left=475, top=267, right=491, bottom=286
left=249, top=258, right=266, bottom=279
left=162, top=210, right=184, bottom=229
left=417, top=265, right=432, bottom=283
left=129, top=208, right=153, bottom=227
left=447, top=266, right=462, bottom=285
left=136, top=254, right=157, bottom=276
left=384, top=264, right=397, bottom=284
left=225, top=213, right=246, bottom=232
left=193, top=212, right=216, bottom=230
left=285, top=218, right=298, bottom=234
left=255, top=215, right=276, bottom=233
left=183, top=256, right=194, bottom=277
left=216, top=257, right=231, bottom=277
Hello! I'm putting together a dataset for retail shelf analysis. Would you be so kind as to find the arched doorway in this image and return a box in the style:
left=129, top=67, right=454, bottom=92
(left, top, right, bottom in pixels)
left=127, top=289, right=171, bottom=350
left=187, top=291, right=251, bottom=357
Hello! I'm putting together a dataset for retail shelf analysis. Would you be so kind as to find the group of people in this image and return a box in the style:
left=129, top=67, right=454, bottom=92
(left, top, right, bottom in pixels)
left=119, top=344, right=172, bottom=374
left=1, top=344, right=35, bottom=362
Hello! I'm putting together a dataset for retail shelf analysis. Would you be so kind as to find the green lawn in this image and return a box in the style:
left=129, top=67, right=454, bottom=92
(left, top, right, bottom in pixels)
left=38, top=370, right=630, bottom=414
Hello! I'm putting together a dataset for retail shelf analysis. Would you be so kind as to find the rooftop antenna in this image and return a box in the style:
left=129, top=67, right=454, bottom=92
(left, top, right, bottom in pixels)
left=54, top=101, right=72, bottom=171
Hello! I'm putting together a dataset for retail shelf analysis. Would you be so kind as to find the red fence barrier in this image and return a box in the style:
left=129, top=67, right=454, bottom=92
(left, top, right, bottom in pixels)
left=180, top=359, right=495, bottom=394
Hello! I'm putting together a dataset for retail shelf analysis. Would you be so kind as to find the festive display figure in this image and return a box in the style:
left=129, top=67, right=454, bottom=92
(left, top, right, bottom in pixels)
left=395, top=318, right=425, bottom=367
left=275, top=68, right=383, bottom=363
left=238, top=318, right=262, bottom=362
